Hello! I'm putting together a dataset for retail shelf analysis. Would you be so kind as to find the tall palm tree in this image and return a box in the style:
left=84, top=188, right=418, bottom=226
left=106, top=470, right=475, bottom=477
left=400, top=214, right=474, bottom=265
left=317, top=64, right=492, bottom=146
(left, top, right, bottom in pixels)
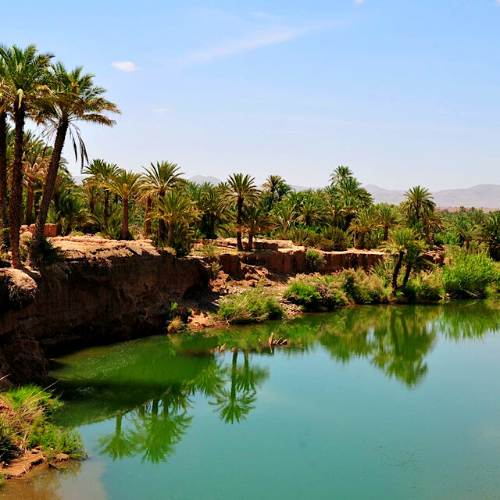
left=402, top=186, right=435, bottom=230
left=225, top=173, right=259, bottom=251
left=22, top=133, right=51, bottom=225
left=33, top=63, right=119, bottom=247
left=104, top=169, right=142, bottom=240
left=0, top=44, right=52, bottom=267
left=0, top=57, right=9, bottom=248
left=141, top=161, right=184, bottom=238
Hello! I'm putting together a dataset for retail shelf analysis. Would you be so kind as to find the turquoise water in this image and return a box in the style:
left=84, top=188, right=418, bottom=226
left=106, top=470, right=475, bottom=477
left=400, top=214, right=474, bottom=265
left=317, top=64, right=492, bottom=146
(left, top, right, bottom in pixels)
left=3, top=302, right=500, bottom=499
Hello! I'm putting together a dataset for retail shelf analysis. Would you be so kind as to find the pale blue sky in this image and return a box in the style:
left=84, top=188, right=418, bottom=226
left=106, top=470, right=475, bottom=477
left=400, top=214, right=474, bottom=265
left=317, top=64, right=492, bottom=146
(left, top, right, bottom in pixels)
left=4, top=0, right=500, bottom=189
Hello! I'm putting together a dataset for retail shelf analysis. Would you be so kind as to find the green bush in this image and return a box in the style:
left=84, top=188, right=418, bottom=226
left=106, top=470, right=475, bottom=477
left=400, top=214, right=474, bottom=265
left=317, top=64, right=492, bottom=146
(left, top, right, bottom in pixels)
left=284, top=275, right=349, bottom=311
left=0, top=386, right=84, bottom=462
left=443, top=249, right=499, bottom=298
left=305, top=249, right=325, bottom=272
left=339, top=269, right=390, bottom=304
left=403, top=271, right=445, bottom=303
left=218, top=288, right=284, bottom=323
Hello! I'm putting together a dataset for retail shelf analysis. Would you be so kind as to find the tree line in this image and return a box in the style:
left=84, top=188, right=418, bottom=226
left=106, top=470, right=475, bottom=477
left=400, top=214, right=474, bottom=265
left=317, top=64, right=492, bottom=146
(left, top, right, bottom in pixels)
left=1, top=45, right=499, bottom=268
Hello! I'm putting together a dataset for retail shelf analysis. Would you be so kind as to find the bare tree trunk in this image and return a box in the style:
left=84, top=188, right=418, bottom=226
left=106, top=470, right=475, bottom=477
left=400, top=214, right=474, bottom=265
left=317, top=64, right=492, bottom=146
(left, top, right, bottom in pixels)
left=402, top=261, right=412, bottom=288
left=9, top=101, right=26, bottom=268
left=0, top=109, right=9, bottom=249
left=34, top=119, right=68, bottom=246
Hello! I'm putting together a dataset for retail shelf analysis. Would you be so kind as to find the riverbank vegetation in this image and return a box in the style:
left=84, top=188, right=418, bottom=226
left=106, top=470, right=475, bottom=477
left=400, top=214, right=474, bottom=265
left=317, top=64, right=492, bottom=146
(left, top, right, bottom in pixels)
left=0, top=386, right=83, bottom=467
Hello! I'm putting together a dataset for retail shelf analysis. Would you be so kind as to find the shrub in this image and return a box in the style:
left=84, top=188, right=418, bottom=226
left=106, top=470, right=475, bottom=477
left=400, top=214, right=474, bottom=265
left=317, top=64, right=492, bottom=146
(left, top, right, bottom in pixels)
left=403, top=271, right=445, bottom=303
left=339, top=269, right=390, bottom=304
left=443, top=249, right=499, bottom=298
left=0, top=386, right=84, bottom=462
left=305, top=249, right=325, bottom=272
left=284, top=275, right=349, bottom=311
left=29, top=237, right=62, bottom=267
left=218, top=288, right=284, bottom=323
left=321, top=227, right=349, bottom=251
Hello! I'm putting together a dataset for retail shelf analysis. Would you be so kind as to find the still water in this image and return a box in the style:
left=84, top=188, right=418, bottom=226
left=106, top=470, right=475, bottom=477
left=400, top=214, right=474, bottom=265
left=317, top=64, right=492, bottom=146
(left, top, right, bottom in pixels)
left=3, top=302, right=500, bottom=499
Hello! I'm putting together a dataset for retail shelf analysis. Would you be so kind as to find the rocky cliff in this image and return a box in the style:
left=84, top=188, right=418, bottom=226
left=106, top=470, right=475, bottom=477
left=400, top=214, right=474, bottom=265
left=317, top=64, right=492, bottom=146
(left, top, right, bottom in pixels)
left=0, top=238, right=209, bottom=385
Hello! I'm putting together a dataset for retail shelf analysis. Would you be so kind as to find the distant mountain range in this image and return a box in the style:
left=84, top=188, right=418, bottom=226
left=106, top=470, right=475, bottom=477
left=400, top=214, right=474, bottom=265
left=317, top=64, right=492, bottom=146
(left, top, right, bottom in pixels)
left=365, top=184, right=500, bottom=209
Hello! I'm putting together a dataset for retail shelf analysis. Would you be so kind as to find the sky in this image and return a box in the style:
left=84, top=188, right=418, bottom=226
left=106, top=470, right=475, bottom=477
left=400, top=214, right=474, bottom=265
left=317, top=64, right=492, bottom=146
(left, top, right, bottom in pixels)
left=3, top=0, right=500, bottom=190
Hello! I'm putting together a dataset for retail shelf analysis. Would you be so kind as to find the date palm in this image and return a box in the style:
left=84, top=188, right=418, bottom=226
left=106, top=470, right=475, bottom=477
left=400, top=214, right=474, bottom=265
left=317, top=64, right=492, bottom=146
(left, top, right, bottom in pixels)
left=0, top=57, right=9, bottom=247
left=22, top=133, right=51, bottom=225
left=103, top=169, right=142, bottom=240
left=83, top=159, right=120, bottom=225
left=376, top=203, right=399, bottom=241
left=141, top=161, right=184, bottom=238
left=262, top=174, right=290, bottom=209
left=402, top=186, right=435, bottom=230
left=0, top=44, right=52, bottom=267
left=243, top=205, right=274, bottom=250
left=155, top=190, right=199, bottom=248
left=225, top=173, right=259, bottom=251
left=349, top=208, right=376, bottom=249
left=33, top=63, right=119, bottom=247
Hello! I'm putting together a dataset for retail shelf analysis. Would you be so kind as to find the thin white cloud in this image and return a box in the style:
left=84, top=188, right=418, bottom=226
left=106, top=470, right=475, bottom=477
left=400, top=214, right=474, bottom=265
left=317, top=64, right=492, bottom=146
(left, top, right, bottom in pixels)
left=178, top=24, right=328, bottom=66
left=111, top=61, right=138, bottom=72
left=354, top=0, right=365, bottom=5
left=152, top=107, right=173, bottom=114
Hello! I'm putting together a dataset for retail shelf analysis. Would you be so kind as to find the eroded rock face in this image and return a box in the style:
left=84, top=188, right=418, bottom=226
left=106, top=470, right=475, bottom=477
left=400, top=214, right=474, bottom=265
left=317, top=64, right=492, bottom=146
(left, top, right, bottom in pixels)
left=0, top=239, right=209, bottom=385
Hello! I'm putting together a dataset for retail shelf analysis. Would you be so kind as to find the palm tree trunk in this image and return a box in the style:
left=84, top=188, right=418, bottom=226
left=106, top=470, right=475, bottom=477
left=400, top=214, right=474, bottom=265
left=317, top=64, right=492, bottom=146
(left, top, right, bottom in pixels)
left=104, top=190, right=110, bottom=228
left=167, top=223, right=174, bottom=247
left=9, top=101, right=26, bottom=268
left=0, top=109, right=8, bottom=249
left=25, top=183, right=34, bottom=225
left=236, top=197, right=243, bottom=251
left=144, top=196, right=152, bottom=237
left=383, top=225, right=389, bottom=241
left=121, top=196, right=129, bottom=240
left=34, top=119, right=69, bottom=246
left=392, top=251, right=404, bottom=292
left=402, top=261, right=412, bottom=288
left=247, top=232, right=254, bottom=250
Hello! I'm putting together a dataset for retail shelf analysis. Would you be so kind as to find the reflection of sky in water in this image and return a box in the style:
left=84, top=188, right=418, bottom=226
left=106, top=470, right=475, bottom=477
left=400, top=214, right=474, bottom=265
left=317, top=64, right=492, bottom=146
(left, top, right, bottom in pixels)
left=5, top=302, right=500, bottom=500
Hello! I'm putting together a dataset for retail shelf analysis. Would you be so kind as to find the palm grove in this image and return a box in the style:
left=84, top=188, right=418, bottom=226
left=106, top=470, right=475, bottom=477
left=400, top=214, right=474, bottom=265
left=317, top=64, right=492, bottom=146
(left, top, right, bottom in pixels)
left=1, top=45, right=499, bottom=277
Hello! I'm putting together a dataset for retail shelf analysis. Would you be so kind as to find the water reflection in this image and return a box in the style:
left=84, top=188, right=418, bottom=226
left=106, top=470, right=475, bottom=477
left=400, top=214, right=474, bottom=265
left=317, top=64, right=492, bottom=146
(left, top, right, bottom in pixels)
left=52, top=302, right=499, bottom=465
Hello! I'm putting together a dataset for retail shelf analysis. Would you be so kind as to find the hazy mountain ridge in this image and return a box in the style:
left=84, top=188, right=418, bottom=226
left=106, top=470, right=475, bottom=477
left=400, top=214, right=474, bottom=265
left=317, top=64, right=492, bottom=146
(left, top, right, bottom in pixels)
left=188, top=177, right=500, bottom=208
left=366, top=184, right=500, bottom=208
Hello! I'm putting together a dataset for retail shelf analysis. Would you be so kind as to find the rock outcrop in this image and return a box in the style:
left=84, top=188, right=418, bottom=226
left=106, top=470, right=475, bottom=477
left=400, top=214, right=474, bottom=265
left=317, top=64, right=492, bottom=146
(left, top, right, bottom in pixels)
left=0, top=237, right=209, bottom=385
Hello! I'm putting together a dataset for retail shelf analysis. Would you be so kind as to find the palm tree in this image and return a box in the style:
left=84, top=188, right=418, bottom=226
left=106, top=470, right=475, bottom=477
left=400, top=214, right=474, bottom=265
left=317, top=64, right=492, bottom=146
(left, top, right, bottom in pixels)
left=0, top=58, right=9, bottom=248
left=225, top=173, right=259, bottom=251
left=82, top=159, right=120, bottom=227
left=376, top=203, right=399, bottom=241
left=141, top=161, right=184, bottom=238
left=349, top=208, right=376, bottom=249
left=243, top=205, right=274, bottom=250
left=22, top=133, right=51, bottom=225
left=104, top=169, right=142, bottom=240
left=0, top=44, right=52, bottom=267
left=384, top=227, right=419, bottom=292
left=33, top=63, right=119, bottom=248
left=402, top=186, right=435, bottom=230
left=155, top=190, right=199, bottom=249
left=262, top=175, right=290, bottom=210
left=190, top=182, right=227, bottom=239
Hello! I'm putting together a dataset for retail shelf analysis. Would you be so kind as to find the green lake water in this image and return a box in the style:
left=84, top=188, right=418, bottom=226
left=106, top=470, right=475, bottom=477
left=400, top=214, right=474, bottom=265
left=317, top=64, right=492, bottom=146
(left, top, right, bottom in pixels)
left=3, top=301, right=500, bottom=499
